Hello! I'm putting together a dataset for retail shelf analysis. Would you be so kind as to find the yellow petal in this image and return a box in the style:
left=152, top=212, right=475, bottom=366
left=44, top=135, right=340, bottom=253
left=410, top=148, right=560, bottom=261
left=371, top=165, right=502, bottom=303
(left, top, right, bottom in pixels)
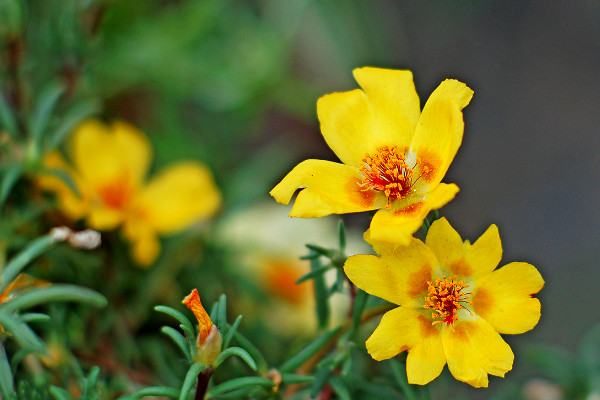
left=368, top=206, right=428, bottom=246
left=123, top=218, right=161, bottom=266
left=270, top=159, right=386, bottom=218
left=473, top=262, right=544, bottom=334
left=426, top=218, right=502, bottom=278
left=87, top=205, right=124, bottom=230
left=366, top=306, right=435, bottom=361
left=38, top=152, right=89, bottom=220
left=344, top=242, right=435, bottom=306
left=137, top=162, right=221, bottom=234
left=368, top=183, right=458, bottom=245
left=70, top=119, right=151, bottom=189
left=406, top=328, right=446, bottom=385
left=317, top=68, right=420, bottom=167
left=408, top=79, right=473, bottom=186
left=442, top=317, right=514, bottom=388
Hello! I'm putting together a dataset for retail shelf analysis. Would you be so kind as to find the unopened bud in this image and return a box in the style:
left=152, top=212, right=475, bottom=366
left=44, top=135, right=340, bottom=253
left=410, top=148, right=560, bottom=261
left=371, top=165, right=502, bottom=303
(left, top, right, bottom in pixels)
left=68, top=229, right=101, bottom=250
left=196, top=324, right=222, bottom=366
left=49, top=226, right=72, bottom=243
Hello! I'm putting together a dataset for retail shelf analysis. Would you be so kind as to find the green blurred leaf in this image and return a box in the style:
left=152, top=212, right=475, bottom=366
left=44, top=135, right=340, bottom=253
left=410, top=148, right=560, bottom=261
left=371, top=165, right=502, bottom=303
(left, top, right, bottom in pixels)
left=281, top=372, right=315, bottom=384
left=178, top=362, right=207, bottom=400
left=81, top=366, right=100, bottom=400
left=206, top=377, right=275, bottom=398
left=310, top=366, right=333, bottom=398
left=20, top=312, right=50, bottom=324
left=29, top=81, right=64, bottom=144
left=352, top=289, right=369, bottom=330
left=296, top=265, right=331, bottom=284
left=338, top=220, right=346, bottom=251
left=0, top=312, right=45, bottom=352
left=122, top=386, right=179, bottom=400
left=0, top=284, right=107, bottom=312
left=49, top=386, right=74, bottom=400
left=0, top=92, right=18, bottom=138
left=0, top=342, right=15, bottom=399
left=0, top=235, right=54, bottom=294
left=329, top=375, right=351, bottom=400
left=47, top=100, right=100, bottom=151
left=309, top=254, right=330, bottom=329
left=214, top=347, right=256, bottom=371
left=0, top=165, right=22, bottom=208
left=389, top=358, right=419, bottom=400
left=280, top=326, right=341, bottom=373
left=232, top=331, right=268, bottom=375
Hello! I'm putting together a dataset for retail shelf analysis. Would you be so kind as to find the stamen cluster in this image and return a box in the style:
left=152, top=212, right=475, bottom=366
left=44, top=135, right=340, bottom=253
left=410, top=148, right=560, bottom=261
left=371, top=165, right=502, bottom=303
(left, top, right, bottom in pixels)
left=424, top=275, right=472, bottom=327
left=358, top=145, right=418, bottom=207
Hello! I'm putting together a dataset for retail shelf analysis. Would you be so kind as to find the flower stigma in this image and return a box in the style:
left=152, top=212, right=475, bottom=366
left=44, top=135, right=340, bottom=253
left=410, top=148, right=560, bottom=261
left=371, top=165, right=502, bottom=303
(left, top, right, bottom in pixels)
left=424, top=275, right=473, bottom=327
left=358, top=145, right=428, bottom=207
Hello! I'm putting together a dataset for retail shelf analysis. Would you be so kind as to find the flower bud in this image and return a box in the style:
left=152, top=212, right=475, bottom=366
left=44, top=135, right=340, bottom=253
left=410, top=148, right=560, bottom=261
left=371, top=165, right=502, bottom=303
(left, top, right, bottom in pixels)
left=183, top=289, right=222, bottom=365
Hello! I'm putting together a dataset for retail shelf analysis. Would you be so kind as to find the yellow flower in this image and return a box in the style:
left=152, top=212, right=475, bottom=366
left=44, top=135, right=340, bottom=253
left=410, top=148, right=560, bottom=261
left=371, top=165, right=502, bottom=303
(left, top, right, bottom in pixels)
left=270, top=67, right=473, bottom=245
left=344, top=218, right=544, bottom=387
left=183, top=289, right=222, bottom=365
left=38, top=119, right=221, bottom=266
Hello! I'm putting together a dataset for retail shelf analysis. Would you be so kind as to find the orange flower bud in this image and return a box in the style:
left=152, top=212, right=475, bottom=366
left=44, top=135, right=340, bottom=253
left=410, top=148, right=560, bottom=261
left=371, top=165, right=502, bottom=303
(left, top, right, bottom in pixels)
left=183, top=289, right=222, bottom=365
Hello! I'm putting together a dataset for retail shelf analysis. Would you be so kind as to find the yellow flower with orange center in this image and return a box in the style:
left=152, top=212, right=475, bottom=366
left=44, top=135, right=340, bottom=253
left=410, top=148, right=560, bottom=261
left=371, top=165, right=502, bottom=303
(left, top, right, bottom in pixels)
left=38, top=119, right=221, bottom=266
left=344, top=217, right=544, bottom=387
left=270, top=67, right=473, bottom=245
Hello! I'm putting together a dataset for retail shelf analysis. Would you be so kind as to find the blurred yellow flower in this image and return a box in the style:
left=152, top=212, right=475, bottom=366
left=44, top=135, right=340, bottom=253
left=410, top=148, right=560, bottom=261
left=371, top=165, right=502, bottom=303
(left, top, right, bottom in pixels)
left=344, top=218, right=544, bottom=387
left=271, top=67, right=473, bottom=245
left=38, top=119, right=221, bottom=266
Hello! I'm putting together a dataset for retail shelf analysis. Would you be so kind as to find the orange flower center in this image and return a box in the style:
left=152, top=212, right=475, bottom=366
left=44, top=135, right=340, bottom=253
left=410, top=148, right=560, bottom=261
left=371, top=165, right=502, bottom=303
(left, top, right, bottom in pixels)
left=264, top=260, right=307, bottom=305
left=358, top=146, right=427, bottom=207
left=97, top=176, right=133, bottom=210
left=424, top=275, right=472, bottom=327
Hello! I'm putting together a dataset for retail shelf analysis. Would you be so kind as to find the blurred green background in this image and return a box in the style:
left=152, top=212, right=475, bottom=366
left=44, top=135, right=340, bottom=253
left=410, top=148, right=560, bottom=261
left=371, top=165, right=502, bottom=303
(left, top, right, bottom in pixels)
left=2, top=0, right=599, bottom=398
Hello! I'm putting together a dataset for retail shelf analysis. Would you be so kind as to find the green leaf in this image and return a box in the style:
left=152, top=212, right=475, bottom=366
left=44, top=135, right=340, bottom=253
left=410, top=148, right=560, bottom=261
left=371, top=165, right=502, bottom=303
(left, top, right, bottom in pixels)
left=0, top=165, right=22, bottom=208
left=352, top=289, right=369, bottom=329
left=232, top=331, right=268, bottom=375
left=222, top=315, right=242, bottom=349
left=0, top=235, right=54, bottom=294
left=329, top=375, right=351, bottom=400
left=155, top=305, right=195, bottom=341
left=0, top=93, right=18, bottom=138
left=161, top=326, right=192, bottom=361
left=47, top=100, right=100, bottom=151
left=310, top=366, right=333, bottom=398
left=38, top=167, right=81, bottom=198
left=217, top=294, right=227, bottom=329
left=338, top=220, right=346, bottom=251
left=49, top=386, right=74, bottom=400
left=122, top=386, right=179, bottom=400
left=206, top=377, right=275, bottom=398
left=82, top=366, right=100, bottom=400
left=389, top=358, right=419, bottom=400
left=0, top=343, right=15, bottom=399
left=309, top=254, right=329, bottom=329
left=0, top=312, right=45, bottom=352
left=281, top=372, right=315, bottom=384
left=0, top=284, right=107, bottom=312
left=29, top=82, right=64, bottom=143
left=296, top=265, right=331, bottom=284
left=305, top=243, right=335, bottom=258
left=178, top=362, right=207, bottom=400
left=214, top=347, right=256, bottom=371
left=279, top=326, right=341, bottom=373
left=20, top=313, right=50, bottom=324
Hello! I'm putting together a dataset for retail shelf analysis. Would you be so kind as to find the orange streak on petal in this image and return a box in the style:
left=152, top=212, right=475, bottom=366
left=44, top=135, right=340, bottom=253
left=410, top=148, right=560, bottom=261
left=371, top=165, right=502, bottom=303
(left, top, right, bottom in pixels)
left=395, top=201, right=424, bottom=216
left=416, top=149, right=442, bottom=183
left=182, top=289, right=213, bottom=344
